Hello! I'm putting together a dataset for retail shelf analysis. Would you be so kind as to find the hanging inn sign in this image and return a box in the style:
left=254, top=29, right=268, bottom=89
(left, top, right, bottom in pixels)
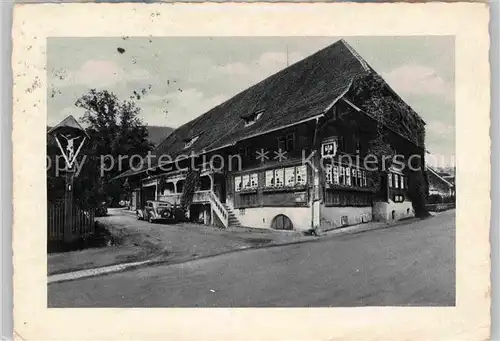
left=321, top=137, right=338, bottom=158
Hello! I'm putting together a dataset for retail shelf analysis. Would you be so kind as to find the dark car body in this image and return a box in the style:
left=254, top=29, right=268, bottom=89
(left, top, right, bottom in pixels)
left=137, top=200, right=174, bottom=223
left=95, top=201, right=108, bottom=217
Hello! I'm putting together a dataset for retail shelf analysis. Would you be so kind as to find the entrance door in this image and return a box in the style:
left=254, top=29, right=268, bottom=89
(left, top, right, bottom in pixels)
left=271, top=214, right=293, bottom=230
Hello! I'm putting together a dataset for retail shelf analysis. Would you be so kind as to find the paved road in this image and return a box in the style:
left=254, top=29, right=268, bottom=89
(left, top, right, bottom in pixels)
left=48, top=210, right=455, bottom=307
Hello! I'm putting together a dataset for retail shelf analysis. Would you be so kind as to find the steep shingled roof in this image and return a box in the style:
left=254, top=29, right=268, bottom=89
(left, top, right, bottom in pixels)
left=116, top=39, right=424, bottom=179
left=157, top=39, right=368, bottom=157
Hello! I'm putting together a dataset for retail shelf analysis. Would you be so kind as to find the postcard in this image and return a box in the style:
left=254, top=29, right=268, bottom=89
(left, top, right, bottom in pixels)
left=12, top=3, right=490, bottom=340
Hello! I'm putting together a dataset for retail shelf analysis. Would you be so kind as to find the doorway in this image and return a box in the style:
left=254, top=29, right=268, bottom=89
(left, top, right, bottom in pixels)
left=213, top=174, right=227, bottom=203
left=271, top=214, right=293, bottom=230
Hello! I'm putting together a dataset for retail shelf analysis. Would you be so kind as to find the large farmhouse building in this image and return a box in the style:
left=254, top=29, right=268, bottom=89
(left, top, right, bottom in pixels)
left=116, top=39, right=428, bottom=232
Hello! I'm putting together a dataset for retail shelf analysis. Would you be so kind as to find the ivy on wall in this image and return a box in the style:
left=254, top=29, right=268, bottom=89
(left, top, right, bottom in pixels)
left=349, top=73, right=426, bottom=148
left=366, top=131, right=395, bottom=193
left=180, top=169, right=201, bottom=213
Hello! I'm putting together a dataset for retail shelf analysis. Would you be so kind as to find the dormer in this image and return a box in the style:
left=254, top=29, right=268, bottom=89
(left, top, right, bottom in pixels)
left=241, top=109, right=265, bottom=127
left=183, top=134, right=201, bottom=149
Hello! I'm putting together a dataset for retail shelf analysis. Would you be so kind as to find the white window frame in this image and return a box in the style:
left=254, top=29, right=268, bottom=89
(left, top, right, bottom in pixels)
left=234, top=176, right=242, bottom=192
left=333, top=165, right=340, bottom=184
left=250, top=173, right=258, bottom=189
left=325, top=164, right=333, bottom=184
left=274, top=168, right=284, bottom=187
left=285, top=167, right=296, bottom=187
left=244, top=112, right=264, bottom=127
left=265, top=170, right=275, bottom=187
left=184, top=135, right=200, bottom=149
left=242, top=174, right=250, bottom=189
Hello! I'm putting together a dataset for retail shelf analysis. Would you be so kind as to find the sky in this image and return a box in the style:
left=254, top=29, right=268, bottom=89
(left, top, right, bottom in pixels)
left=47, top=36, right=455, bottom=168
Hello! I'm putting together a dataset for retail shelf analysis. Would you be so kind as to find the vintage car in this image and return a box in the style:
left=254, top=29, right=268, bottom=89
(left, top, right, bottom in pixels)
left=137, top=200, right=174, bottom=223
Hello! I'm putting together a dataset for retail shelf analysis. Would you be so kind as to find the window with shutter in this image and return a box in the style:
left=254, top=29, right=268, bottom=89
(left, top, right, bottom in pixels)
left=346, top=167, right=351, bottom=186
left=242, top=174, right=250, bottom=189
left=333, top=165, right=339, bottom=184
left=265, top=170, right=274, bottom=187
left=296, top=165, right=307, bottom=185
left=285, top=167, right=295, bottom=187
left=250, top=173, right=258, bottom=188
left=235, top=176, right=242, bottom=192
left=274, top=169, right=284, bottom=187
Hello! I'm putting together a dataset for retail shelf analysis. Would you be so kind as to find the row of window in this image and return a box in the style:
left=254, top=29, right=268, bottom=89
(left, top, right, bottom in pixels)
left=234, top=167, right=407, bottom=193
left=234, top=165, right=307, bottom=192
left=388, top=172, right=407, bottom=189
left=266, top=165, right=307, bottom=188
left=324, top=191, right=372, bottom=207
left=325, top=164, right=369, bottom=188
left=235, top=173, right=259, bottom=191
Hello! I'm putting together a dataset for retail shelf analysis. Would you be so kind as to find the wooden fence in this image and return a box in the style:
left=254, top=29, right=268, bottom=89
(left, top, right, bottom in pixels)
left=48, top=201, right=96, bottom=243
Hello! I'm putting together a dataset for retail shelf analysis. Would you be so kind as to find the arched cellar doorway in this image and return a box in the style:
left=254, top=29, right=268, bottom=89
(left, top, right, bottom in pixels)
left=271, top=214, right=293, bottom=231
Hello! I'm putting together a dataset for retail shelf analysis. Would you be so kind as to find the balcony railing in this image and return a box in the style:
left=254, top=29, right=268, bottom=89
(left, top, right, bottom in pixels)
left=158, top=190, right=212, bottom=205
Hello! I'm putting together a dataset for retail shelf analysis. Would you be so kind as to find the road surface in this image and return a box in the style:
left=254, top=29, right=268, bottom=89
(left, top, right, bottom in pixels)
left=48, top=210, right=455, bottom=307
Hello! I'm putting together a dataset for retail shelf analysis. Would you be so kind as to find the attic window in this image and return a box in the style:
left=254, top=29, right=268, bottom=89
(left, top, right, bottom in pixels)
left=242, top=109, right=265, bottom=127
left=184, top=135, right=200, bottom=149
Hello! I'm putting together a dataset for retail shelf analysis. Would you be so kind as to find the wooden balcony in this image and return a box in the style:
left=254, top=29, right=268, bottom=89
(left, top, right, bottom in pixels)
left=157, top=190, right=212, bottom=205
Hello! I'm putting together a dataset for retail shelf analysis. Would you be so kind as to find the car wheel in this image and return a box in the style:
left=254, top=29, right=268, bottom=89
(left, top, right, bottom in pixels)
left=148, top=216, right=154, bottom=223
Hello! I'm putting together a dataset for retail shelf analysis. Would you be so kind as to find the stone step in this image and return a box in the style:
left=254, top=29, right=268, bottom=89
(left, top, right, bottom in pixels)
left=220, top=204, right=242, bottom=228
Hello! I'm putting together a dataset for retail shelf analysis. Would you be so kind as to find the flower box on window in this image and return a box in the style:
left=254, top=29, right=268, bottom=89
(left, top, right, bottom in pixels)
left=262, top=184, right=307, bottom=193
left=239, top=188, right=258, bottom=195
left=326, top=183, right=376, bottom=193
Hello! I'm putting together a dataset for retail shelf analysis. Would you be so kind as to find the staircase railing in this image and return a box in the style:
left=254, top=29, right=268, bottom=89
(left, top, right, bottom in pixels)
left=209, top=191, right=229, bottom=228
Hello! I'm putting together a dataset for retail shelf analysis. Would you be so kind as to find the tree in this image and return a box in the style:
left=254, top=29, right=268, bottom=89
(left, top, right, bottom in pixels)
left=366, top=128, right=395, bottom=193
left=74, top=89, right=153, bottom=207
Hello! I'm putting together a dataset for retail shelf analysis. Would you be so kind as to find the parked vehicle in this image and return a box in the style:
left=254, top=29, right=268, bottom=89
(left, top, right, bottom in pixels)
left=119, top=200, right=130, bottom=207
left=137, top=200, right=174, bottom=223
left=95, top=201, right=108, bottom=217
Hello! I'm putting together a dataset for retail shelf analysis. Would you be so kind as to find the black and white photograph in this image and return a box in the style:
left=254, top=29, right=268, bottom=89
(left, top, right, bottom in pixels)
left=46, top=36, right=457, bottom=307
left=11, top=3, right=491, bottom=340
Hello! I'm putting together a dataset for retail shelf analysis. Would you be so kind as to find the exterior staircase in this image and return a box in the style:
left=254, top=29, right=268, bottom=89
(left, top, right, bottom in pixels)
left=222, top=203, right=242, bottom=228
left=159, top=190, right=242, bottom=229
